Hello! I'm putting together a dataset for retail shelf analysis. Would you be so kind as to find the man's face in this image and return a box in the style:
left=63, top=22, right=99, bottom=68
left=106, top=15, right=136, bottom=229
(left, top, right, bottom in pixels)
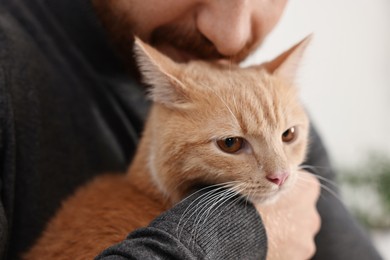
left=93, top=0, right=287, bottom=63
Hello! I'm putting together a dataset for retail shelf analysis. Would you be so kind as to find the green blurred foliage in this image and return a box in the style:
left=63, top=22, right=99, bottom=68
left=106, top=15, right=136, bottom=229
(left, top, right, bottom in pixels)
left=376, top=160, right=390, bottom=211
left=338, top=152, right=390, bottom=229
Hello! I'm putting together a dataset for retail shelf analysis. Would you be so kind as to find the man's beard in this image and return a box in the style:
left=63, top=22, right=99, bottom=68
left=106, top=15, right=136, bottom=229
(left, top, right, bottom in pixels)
left=152, top=21, right=257, bottom=63
left=151, top=23, right=223, bottom=62
left=92, top=1, right=257, bottom=72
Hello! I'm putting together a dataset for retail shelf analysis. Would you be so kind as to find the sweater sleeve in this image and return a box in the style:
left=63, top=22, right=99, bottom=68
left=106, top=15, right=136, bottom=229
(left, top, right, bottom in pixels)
left=97, top=188, right=267, bottom=260
left=306, top=124, right=382, bottom=260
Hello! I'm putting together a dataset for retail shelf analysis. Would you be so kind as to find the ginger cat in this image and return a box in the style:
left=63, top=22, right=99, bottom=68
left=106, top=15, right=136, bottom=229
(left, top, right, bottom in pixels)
left=25, top=36, right=311, bottom=259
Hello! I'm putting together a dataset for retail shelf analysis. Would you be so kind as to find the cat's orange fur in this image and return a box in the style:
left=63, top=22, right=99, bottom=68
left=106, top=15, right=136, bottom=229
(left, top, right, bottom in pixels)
left=25, top=36, right=311, bottom=259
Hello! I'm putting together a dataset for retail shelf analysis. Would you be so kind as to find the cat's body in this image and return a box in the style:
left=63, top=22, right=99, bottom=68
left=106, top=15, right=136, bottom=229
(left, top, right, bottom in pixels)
left=25, top=37, right=310, bottom=259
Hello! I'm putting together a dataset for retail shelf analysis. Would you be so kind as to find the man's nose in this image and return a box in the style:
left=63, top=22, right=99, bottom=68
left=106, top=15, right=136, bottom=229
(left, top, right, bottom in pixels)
left=196, top=0, right=254, bottom=57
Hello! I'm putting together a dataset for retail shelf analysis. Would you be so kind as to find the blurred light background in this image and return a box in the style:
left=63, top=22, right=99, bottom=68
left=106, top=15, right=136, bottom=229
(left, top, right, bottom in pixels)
left=244, top=0, right=390, bottom=258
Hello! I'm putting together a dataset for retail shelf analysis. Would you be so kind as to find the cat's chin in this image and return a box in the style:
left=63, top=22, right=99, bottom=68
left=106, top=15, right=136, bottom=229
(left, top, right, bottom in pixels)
left=246, top=191, right=281, bottom=205
left=247, top=182, right=294, bottom=205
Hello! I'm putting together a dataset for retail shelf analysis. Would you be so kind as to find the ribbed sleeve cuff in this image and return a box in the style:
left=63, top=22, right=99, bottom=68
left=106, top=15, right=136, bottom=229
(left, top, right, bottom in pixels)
left=150, top=188, right=267, bottom=259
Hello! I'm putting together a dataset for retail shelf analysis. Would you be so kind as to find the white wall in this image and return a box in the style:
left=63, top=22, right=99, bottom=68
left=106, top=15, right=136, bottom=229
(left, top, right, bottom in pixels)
left=244, top=0, right=390, bottom=167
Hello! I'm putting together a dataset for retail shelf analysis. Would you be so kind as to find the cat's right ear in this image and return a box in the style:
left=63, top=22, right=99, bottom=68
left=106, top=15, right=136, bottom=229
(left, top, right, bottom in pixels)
left=133, top=37, right=189, bottom=106
left=263, top=35, right=312, bottom=84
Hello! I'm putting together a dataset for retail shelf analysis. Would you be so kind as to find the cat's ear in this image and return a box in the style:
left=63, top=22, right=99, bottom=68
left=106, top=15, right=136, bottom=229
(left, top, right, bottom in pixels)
left=263, top=35, right=312, bottom=83
left=133, top=37, right=188, bottom=106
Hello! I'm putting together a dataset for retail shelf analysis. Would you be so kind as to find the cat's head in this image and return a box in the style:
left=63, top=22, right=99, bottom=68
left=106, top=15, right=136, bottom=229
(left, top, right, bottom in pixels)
left=134, top=36, right=311, bottom=204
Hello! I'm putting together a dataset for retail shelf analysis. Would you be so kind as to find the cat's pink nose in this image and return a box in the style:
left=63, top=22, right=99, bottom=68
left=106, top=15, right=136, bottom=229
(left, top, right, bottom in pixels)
left=266, top=172, right=289, bottom=186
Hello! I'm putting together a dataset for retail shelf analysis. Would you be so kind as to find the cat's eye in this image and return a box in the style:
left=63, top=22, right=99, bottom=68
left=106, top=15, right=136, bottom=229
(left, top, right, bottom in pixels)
left=217, top=137, right=244, bottom=153
left=282, top=127, right=296, bottom=143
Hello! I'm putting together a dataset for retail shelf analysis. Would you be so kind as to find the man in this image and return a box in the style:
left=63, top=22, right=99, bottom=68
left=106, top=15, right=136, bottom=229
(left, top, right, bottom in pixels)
left=0, top=0, right=381, bottom=259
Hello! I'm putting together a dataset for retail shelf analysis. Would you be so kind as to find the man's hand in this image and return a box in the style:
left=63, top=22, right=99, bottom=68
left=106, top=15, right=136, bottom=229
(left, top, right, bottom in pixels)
left=256, top=171, right=321, bottom=260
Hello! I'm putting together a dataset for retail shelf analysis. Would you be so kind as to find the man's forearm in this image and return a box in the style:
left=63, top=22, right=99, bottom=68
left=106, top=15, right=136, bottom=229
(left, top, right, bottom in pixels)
left=97, top=188, right=267, bottom=259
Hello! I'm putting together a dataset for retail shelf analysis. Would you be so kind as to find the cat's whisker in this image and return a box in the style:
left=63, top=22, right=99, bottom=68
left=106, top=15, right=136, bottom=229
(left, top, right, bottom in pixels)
left=200, top=193, right=245, bottom=242
left=189, top=189, right=237, bottom=247
left=198, top=81, right=240, bottom=128
left=298, top=165, right=339, bottom=189
left=232, top=92, right=239, bottom=119
left=242, top=183, right=253, bottom=209
left=296, top=174, right=343, bottom=203
left=191, top=188, right=240, bottom=245
left=186, top=182, right=245, bottom=243
left=248, top=183, right=258, bottom=204
left=198, top=184, right=246, bottom=224
left=195, top=184, right=241, bottom=218
left=182, top=181, right=241, bottom=205
left=176, top=187, right=228, bottom=238
left=235, top=187, right=257, bottom=212
left=192, top=184, right=247, bottom=245
left=312, top=174, right=339, bottom=190
left=178, top=185, right=224, bottom=234
left=191, top=193, right=225, bottom=245
left=176, top=182, right=241, bottom=239
left=178, top=181, right=242, bottom=206
left=299, top=164, right=332, bottom=173
left=195, top=187, right=238, bottom=222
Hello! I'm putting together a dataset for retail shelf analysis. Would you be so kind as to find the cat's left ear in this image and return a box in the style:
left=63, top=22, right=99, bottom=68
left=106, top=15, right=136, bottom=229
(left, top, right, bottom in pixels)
left=133, top=37, right=189, bottom=106
left=263, top=35, right=312, bottom=83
